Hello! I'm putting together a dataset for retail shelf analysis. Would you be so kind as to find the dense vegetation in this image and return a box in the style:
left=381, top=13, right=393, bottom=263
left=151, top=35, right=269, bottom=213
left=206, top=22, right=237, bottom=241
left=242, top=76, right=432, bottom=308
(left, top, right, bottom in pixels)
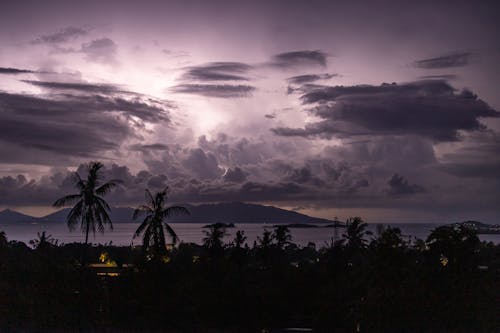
left=0, top=220, right=498, bottom=333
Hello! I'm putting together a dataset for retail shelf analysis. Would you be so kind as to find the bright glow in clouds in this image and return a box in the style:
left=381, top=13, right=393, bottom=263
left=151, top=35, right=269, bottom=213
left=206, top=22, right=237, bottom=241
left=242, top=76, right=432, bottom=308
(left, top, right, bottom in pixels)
left=0, top=0, right=499, bottom=222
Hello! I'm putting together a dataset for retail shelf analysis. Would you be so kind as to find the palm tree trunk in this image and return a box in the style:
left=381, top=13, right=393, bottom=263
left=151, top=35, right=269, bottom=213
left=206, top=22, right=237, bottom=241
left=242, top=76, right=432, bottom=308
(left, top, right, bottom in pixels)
left=85, top=220, right=89, bottom=245
left=83, top=218, right=89, bottom=266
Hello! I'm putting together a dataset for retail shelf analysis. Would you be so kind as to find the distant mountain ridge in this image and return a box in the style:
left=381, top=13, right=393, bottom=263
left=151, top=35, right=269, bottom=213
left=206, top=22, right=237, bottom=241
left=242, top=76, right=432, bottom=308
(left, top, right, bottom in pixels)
left=0, top=209, right=37, bottom=224
left=1, top=202, right=334, bottom=225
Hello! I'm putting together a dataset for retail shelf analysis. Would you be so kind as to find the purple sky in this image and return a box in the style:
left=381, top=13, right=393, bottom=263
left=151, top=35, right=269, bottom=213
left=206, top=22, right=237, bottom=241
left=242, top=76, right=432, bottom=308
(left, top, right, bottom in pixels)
left=0, top=0, right=499, bottom=223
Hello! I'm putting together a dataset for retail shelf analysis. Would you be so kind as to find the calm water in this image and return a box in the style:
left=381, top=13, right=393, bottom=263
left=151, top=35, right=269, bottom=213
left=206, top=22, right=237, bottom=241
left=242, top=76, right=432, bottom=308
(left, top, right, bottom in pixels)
left=1, top=222, right=499, bottom=246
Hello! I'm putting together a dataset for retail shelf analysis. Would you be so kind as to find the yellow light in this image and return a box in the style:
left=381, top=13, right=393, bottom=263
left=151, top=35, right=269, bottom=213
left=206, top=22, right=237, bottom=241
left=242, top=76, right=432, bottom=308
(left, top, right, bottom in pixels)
left=440, top=255, right=449, bottom=267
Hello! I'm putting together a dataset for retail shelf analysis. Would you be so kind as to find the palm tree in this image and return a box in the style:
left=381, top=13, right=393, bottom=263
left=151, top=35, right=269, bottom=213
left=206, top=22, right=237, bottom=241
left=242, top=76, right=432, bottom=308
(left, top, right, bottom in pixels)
left=273, top=225, right=292, bottom=249
left=29, top=231, right=58, bottom=250
left=343, top=217, right=371, bottom=251
left=53, top=162, right=120, bottom=245
left=202, top=223, right=228, bottom=255
left=232, top=230, right=247, bottom=248
left=133, top=188, right=189, bottom=259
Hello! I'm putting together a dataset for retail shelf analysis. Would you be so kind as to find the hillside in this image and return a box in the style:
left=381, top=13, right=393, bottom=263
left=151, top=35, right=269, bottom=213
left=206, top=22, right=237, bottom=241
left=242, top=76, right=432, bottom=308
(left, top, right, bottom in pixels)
left=0, top=209, right=37, bottom=224
left=4, top=202, right=333, bottom=225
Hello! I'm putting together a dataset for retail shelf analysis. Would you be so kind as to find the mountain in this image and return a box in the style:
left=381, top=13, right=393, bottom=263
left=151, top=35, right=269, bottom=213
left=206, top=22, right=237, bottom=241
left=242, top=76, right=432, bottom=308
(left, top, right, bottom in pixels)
left=173, top=202, right=334, bottom=224
left=5, top=202, right=334, bottom=225
left=39, top=206, right=135, bottom=224
left=0, top=209, right=37, bottom=224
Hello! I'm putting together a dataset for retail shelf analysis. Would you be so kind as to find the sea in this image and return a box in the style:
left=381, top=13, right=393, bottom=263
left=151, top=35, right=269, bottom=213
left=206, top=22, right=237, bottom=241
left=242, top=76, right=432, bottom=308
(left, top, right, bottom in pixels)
left=1, top=222, right=499, bottom=247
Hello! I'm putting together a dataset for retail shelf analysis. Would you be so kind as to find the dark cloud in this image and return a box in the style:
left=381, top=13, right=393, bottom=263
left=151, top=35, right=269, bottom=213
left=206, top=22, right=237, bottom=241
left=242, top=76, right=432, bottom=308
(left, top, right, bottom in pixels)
left=182, top=62, right=252, bottom=81
left=419, top=74, right=458, bottom=80
left=22, top=80, right=119, bottom=94
left=287, top=83, right=329, bottom=95
left=272, top=80, right=499, bottom=142
left=437, top=133, right=500, bottom=179
left=147, top=174, right=168, bottom=188
left=0, top=163, right=174, bottom=206
left=287, top=73, right=337, bottom=84
left=270, top=50, right=328, bottom=69
left=0, top=67, right=35, bottom=75
left=81, top=38, right=118, bottom=64
left=171, top=84, right=255, bottom=98
left=0, top=86, right=172, bottom=163
left=387, top=174, right=425, bottom=196
left=223, top=167, right=247, bottom=183
left=31, top=26, right=89, bottom=44
left=181, top=148, right=224, bottom=180
left=130, top=143, right=170, bottom=151
left=414, top=52, right=471, bottom=69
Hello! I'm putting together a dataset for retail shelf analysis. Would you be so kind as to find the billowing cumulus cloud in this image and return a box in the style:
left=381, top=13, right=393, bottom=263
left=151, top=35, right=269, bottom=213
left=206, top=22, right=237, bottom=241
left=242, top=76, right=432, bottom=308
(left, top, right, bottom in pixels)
left=223, top=167, right=247, bottom=183
left=414, top=52, right=471, bottom=69
left=81, top=38, right=118, bottom=64
left=273, top=80, right=499, bottom=141
left=181, top=148, right=224, bottom=180
left=387, top=174, right=425, bottom=196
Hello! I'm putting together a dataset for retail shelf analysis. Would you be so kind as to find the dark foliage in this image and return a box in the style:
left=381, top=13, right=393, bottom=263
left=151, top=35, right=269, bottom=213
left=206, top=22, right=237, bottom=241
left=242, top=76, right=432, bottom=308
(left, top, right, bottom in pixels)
left=0, top=220, right=498, bottom=332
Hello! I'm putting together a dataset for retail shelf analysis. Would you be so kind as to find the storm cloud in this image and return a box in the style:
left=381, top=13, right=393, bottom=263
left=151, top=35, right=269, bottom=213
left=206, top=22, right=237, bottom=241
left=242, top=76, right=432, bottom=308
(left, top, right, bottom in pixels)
left=269, top=50, right=328, bottom=69
left=387, top=174, right=425, bottom=196
left=31, top=26, right=89, bottom=44
left=273, top=80, right=499, bottom=141
left=171, top=84, right=255, bottom=98
left=414, top=52, right=471, bottom=69
left=182, top=62, right=253, bottom=81
left=0, top=83, right=173, bottom=163
left=0, top=67, right=36, bottom=75
left=81, top=38, right=118, bottom=64
left=287, top=73, right=337, bottom=84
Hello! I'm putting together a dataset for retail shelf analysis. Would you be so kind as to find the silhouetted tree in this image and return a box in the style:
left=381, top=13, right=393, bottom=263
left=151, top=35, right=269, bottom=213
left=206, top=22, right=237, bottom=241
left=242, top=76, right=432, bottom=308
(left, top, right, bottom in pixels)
left=0, top=231, right=7, bottom=248
left=272, top=225, right=292, bottom=249
left=232, top=230, right=247, bottom=248
left=29, top=231, right=58, bottom=251
left=133, top=188, right=189, bottom=260
left=202, top=223, right=228, bottom=257
left=344, top=217, right=371, bottom=251
left=53, top=161, right=120, bottom=245
left=426, top=224, right=480, bottom=271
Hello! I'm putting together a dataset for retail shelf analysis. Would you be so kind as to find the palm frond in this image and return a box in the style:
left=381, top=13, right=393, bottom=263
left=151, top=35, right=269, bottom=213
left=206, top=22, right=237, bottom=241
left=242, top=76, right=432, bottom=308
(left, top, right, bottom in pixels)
left=71, top=172, right=86, bottom=191
left=94, top=200, right=112, bottom=231
left=96, top=179, right=122, bottom=196
left=133, top=218, right=151, bottom=238
left=142, top=226, right=152, bottom=252
left=133, top=205, right=153, bottom=220
left=145, top=189, right=155, bottom=206
left=163, top=206, right=190, bottom=218
left=53, top=194, right=81, bottom=207
left=164, top=223, right=179, bottom=244
left=158, top=224, right=167, bottom=250
left=95, top=196, right=111, bottom=211
left=66, top=200, right=84, bottom=230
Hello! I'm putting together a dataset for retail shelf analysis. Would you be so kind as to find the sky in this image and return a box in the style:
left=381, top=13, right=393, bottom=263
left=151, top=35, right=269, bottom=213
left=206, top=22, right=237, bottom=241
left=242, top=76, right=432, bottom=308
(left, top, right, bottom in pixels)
left=0, top=0, right=499, bottom=223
